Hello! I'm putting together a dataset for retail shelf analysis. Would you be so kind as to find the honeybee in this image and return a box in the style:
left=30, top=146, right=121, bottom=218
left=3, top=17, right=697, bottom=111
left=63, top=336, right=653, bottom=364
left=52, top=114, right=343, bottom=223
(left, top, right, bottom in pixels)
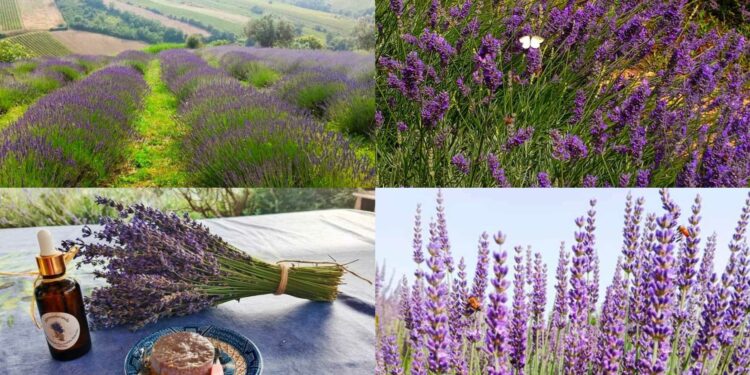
left=504, top=115, right=515, bottom=126
left=678, top=225, right=690, bottom=237
left=467, top=296, right=481, bottom=312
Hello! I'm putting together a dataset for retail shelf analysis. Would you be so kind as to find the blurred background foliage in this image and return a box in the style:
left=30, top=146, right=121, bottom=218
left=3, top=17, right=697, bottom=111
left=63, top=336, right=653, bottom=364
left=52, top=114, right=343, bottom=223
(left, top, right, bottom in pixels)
left=0, top=188, right=358, bottom=228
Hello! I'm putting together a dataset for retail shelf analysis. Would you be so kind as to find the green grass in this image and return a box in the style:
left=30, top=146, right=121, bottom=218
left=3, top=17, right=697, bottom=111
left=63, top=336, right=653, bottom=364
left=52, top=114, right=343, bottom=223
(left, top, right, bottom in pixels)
left=144, top=42, right=185, bottom=54
left=0, top=0, right=22, bottom=31
left=4, top=32, right=70, bottom=57
left=114, top=59, right=189, bottom=187
left=226, top=60, right=280, bottom=88
left=0, top=103, right=28, bottom=131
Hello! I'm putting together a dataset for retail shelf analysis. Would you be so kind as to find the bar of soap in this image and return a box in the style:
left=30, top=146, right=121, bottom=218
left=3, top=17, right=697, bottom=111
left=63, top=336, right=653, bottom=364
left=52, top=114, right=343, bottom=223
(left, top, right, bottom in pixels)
left=150, top=332, right=215, bottom=375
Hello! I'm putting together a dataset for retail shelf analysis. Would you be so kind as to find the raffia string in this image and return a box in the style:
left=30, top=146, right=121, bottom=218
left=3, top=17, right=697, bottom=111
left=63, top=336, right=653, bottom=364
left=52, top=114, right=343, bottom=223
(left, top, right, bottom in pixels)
left=275, top=263, right=290, bottom=295
left=0, top=246, right=79, bottom=329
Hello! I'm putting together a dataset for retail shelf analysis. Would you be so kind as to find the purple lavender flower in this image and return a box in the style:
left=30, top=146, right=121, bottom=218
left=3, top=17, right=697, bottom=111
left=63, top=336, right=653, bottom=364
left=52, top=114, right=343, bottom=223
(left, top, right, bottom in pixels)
left=569, top=90, right=586, bottom=124
left=485, top=232, right=511, bottom=375
left=530, top=252, right=547, bottom=353
left=389, top=0, right=403, bottom=18
left=382, top=334, right=404, bottom=375
left=537, top=172, right=552, bottom=187
left=421, top=91, right=450, bottom=127
left=509, top=246, right=527, bottom=373
left=551, top=131, right=589, bottom=161
left=487, top=153, right=510, bottom=187
left=452, top=153, right=470, bottom=174
left=595, top=260, right=626, bottom=374
left=504, top=127, right=534, bottom=151
left=424, top=240, right=451, bottom=372
left=419, top=29, right=457, bottom=65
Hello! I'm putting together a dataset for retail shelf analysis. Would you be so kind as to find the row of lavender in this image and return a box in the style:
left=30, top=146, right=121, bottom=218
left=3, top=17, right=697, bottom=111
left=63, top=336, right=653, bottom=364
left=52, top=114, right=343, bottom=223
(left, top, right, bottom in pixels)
left=0, top=52, right=151, bottom=186
left=376, top=0, right=750, bottom=187
left=376, top=190, right=750, bottom=374
left=212, top=47, right=376, bottom=137
left=158, top=49, right=375, bottom=187
left=0, top=55, right=107, bottom=115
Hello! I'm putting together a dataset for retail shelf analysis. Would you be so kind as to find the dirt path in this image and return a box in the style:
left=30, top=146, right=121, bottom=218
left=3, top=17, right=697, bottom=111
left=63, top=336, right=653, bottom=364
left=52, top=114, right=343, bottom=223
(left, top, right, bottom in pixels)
left=51, top=30, right=147, bottom=56
left=102, top=0, right=210, bottom=37
left=114, top=59, right=189, bottom=187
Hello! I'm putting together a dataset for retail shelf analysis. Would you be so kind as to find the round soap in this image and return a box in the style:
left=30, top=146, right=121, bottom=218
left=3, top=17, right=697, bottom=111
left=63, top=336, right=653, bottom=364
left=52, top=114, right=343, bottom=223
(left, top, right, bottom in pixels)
left=150, top=332, right=215, bottom=375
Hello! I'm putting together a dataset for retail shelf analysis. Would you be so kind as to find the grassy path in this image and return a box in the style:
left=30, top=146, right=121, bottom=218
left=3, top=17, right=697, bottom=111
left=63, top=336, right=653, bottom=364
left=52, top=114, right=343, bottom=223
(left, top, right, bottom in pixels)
left=114, top=59, right=188, bottom=186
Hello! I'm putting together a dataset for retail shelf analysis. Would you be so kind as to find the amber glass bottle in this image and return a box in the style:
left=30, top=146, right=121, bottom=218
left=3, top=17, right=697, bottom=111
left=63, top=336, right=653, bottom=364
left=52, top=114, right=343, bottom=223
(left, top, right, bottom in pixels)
left=34, top=230, right=92, bottom=361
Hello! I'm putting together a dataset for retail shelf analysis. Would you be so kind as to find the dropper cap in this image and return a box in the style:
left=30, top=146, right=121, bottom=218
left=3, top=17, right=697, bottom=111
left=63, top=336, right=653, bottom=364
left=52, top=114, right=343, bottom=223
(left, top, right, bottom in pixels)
left=36, top=230, right=66, bottom=278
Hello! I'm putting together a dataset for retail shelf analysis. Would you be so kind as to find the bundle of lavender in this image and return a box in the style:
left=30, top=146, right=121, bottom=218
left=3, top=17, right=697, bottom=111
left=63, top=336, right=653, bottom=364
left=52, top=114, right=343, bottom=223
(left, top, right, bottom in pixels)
left=61, top=197, right=346, bottom=330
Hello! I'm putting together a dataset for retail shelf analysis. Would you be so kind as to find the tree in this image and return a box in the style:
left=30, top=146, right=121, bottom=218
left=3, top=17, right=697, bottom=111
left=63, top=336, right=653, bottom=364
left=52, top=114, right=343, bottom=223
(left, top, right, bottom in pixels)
left=186, top=34, right=203, bottom=49
left=244, top=15, right=296, bottom=47
left=291, top=35, right=324, bottom=49
left=0, top=41, right=31, bottom=63
left=352, top=16, right=375, bottom=50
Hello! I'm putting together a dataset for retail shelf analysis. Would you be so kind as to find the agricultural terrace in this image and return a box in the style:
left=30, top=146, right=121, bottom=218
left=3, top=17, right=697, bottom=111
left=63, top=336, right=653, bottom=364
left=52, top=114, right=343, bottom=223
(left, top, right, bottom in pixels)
left=122, top=0, right=358, bottom=40
left=4, top=32, right=70, bottom=57
left=0, top=0, right=22, bottom=31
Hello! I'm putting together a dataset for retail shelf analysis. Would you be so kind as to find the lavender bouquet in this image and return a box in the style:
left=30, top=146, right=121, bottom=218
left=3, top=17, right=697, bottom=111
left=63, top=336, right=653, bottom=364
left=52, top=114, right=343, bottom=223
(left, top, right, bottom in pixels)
left=62, top=197, right=346, bottom=330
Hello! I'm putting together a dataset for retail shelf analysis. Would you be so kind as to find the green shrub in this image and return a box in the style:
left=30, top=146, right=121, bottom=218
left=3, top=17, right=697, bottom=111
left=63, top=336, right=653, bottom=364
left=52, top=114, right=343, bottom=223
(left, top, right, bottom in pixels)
left=186, top=34, right=204, bottom=49
left=329, top=93, right=375, bottom=137
left=0, top=40, right=31, bottom=63
left=232, top=62, right=280, bottom=88
left=144, top=43, right=184, bottom=54
left=295, top=82, right=345, bottom=116
left=49, top=65, right=82, bottom=82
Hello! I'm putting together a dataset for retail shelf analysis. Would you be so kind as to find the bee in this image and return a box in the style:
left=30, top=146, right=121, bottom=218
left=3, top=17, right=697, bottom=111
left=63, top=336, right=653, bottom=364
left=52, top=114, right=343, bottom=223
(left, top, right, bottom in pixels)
left=467, top=296, right=481, bottom=312
left=678, top=225, right=690, bottom=237
left=504, top=114, right=515, bottom=126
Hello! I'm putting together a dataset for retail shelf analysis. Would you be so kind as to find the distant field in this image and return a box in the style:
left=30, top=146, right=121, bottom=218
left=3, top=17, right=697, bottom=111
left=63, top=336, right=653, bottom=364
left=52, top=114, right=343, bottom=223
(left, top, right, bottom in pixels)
left=0, top=0, right=22, bottom=31
left=51, top=30, right=147, bottom=55
left=5, top=31, right=69, bottom=56
left=123, top=0, right=357, bottom=39
left=18, top=0, right=65, bottom=30
left=103, top=0, right=209, bottom=36
left=123, top=0, right=245, bottom=35
left=328, top=0, right=373, bottom=14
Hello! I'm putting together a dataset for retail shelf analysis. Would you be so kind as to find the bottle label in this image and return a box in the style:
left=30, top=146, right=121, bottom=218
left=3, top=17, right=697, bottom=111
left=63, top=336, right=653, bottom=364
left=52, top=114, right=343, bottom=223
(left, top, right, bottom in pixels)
left=41, top=312, right=81, bottom=350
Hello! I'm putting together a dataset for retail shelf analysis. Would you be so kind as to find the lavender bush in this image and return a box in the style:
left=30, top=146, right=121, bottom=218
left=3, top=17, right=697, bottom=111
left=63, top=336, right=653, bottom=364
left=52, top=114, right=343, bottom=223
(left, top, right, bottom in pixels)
left=376, top=0, right=750, bottom=187
left=0, top=61, right=147, bottom=186
left=376, top=189, right=750, bottom=374
left=61, top=197, right=346, bottom=330
left=0, top=56, right=105, bottom=114
left=159, top=49, right=375, bottom=187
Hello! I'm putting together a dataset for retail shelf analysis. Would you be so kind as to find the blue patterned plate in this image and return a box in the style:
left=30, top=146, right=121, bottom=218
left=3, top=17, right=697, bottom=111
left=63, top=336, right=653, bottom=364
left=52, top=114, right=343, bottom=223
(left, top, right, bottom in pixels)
left=124, top=325, right=262, bottom=375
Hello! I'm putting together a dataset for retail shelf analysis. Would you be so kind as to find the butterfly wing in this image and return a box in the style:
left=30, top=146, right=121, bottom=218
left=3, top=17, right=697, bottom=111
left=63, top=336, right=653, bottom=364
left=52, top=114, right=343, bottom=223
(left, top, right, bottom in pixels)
left=530, top=36, right=545, bottom=49
left=519, top=35, right=531, bottom=49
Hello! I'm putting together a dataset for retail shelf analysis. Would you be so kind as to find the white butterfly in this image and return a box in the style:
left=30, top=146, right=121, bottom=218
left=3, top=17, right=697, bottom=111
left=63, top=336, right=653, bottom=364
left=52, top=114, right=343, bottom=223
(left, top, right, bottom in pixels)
left=519, top=35, right=544, bottom=49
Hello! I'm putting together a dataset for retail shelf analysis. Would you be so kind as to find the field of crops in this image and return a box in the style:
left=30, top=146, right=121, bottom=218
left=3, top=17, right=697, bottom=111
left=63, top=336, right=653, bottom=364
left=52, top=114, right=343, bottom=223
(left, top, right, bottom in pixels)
left=123, top=0, right=358, bottom=39
left=0, top=0, right=22, bottom=31
left=4, top=32, right=70, bottom=56
left=0, top=47, right=375, bottom=187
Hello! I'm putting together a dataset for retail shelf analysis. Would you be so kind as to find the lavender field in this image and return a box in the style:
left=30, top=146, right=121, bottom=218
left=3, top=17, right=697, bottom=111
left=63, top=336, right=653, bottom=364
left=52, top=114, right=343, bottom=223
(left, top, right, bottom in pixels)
left=376, top=189, right=750, bottom=374
left=376, top=0, right=750, bottom=187
left=0, top=47, right=375, bottom=187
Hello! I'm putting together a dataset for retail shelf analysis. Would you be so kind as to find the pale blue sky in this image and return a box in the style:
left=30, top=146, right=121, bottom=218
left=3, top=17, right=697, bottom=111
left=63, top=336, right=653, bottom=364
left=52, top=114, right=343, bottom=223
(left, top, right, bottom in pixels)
left=376, top=188, right=749, bottom=312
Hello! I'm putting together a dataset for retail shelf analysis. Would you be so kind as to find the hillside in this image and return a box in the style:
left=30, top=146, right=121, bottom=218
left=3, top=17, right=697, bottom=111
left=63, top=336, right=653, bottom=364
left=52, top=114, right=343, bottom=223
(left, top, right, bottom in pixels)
left=4, top=31, right=69, bottom=56
left=119, top=0, right=363, bottom=40
left=102, top=0, right=209, bottom=36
